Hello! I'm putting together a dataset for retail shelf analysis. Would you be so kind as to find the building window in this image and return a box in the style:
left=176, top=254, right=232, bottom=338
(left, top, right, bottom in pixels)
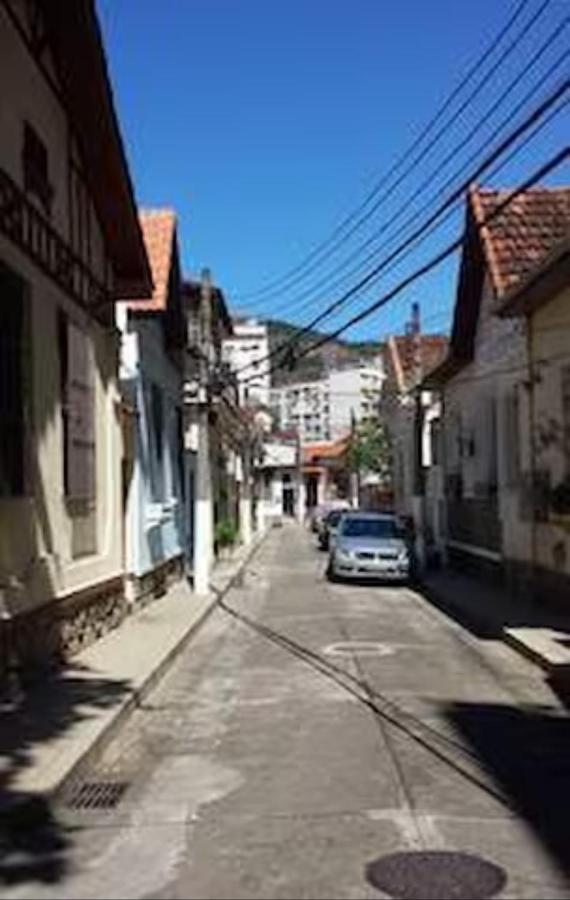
left=22, top=122, right=53, bottom=213
left=0, top=265, right=27, bottom=497
left=148, top=382, right=165, bottom=502
left=59, top=314, right=96, bottom=501
left=430, top=418, right=441, bottom=467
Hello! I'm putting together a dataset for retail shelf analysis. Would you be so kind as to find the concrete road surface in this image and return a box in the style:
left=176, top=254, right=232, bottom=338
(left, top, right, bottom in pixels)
left=3, top=523, right=570, bottom=899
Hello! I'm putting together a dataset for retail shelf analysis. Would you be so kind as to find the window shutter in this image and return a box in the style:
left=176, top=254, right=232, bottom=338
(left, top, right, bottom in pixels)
left=66, top=322, right=95, bottom=500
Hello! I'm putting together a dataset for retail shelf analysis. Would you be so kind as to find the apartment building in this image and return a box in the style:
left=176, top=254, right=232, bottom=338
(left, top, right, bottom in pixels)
left=223, top=317, right=270, bottom=407
left=270, top=362, right=383, bottom=443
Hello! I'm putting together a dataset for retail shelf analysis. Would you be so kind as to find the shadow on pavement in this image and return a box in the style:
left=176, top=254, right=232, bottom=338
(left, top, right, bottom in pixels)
left=219, top=592, right=570, bottom=887
left=445, top=701, right=570, bottom=878
left=0, top=666, right=132, bottom=886
left=420, top=572, right=570, bottom=643
left=0, top=794, right=70, bottom=886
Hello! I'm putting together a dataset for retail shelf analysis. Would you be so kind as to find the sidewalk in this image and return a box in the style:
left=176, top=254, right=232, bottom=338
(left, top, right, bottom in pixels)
left=422, top=567, right=570, bottom=674
left=0, top=530, right=268, bottom=811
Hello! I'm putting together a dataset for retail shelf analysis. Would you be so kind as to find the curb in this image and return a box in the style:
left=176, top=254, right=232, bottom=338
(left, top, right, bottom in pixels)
left=502, top=629, right=553, bottom=672
left=39, top=528, right=270, bottom=807
left=420, top=577, right=559, bottom=674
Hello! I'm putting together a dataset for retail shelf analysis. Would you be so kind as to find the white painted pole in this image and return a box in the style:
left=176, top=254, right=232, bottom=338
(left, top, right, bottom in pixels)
left=239, top=441, right=253, bottom=546
left=194, top=270, right=214, bottom=595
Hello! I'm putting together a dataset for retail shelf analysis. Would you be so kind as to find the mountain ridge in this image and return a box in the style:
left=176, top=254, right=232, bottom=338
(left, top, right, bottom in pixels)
left=266, top=319, right=381, bottom=387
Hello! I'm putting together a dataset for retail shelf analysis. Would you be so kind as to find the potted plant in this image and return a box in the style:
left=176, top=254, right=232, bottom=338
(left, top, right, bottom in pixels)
left=215, top=519, right=239, bottom=559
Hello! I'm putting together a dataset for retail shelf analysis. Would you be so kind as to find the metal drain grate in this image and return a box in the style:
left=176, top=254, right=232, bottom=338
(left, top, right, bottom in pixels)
left=366, top=851, right=507, bottom=900
left=64, top=780, right=129, bottom=811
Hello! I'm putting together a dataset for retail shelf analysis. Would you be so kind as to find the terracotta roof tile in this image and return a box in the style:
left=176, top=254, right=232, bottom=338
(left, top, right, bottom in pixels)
left=303, top=435, right=351, bottom=463
left=126, top=209, right=176, bottom=310
left=472, top=186, right=570, bottom=297
left=387, top=334, right=449, bottom=391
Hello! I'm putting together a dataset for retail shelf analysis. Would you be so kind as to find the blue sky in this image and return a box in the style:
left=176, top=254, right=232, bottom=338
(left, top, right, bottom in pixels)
left=97, top=0, right=568, bottom=342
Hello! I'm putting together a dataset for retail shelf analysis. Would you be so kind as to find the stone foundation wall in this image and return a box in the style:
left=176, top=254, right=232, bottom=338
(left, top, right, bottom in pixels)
left=0, top=575, right=126, bottom=684
left=126, top=555, right=184, bottom=607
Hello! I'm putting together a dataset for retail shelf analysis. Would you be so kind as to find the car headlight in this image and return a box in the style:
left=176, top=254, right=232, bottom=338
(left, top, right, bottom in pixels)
left=398, top=549, right=410, bottom=564
left=335, top=547, right=352, bottom=561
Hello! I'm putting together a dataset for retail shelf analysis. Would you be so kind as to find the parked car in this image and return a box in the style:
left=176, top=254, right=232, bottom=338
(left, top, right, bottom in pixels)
left=318, top=508, right=346, bottom=551
left=310, top=504, right=327, bottom=533
left=327, top=512, right=411, bottom=582
left=311, top=499, right=351, bottom=533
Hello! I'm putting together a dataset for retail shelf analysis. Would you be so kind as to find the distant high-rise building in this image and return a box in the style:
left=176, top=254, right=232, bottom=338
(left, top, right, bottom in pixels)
left=223, top=318, right=270, bottom=407
left=270, top=361, right=384, bottom=443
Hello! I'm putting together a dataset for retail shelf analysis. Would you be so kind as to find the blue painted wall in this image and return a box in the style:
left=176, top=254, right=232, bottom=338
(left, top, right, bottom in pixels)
left=121, top=315, right=186, bottom=580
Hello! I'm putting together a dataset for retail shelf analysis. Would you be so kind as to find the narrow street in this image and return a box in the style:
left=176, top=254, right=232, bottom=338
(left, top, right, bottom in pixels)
left=5, top=523, right=570, bottom=900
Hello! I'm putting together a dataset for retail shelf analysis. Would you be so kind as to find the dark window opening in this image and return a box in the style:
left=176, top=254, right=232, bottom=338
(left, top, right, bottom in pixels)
left=23, top=122, right=53, bottom=213
left=176, top=406, right=185, bottom=500
left=149, top=382, right=165, bottom=502
left=151, top=383, right=163, bottom=464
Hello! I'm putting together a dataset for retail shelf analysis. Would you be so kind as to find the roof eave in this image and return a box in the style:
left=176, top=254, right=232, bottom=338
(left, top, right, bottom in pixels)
left=422, top=354, right=471, bottom=389
left=45, top=1, right=153, bottom=298
left=498, top=240, right=570, bottom=318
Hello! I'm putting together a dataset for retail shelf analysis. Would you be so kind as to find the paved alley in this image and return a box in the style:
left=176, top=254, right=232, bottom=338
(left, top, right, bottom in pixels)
left=3, top=523, right=570, bottom=900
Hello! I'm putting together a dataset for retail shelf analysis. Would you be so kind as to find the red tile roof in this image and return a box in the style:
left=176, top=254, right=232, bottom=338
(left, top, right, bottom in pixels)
left=471, top=185, right=570, bottom=297
left=126, top=209, right=176, bottom=310
left=385, top=334, right=449, bottom=392
left=426, top=185, right=570, bottom=386
left=303, top=435, right=351, bottom=464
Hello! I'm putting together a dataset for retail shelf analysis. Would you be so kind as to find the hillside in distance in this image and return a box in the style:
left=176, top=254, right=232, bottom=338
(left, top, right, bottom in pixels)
left=267, top=319, right=381, bottom=387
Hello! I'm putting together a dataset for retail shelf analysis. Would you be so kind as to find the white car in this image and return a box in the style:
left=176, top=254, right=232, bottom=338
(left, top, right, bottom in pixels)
left=327, top=512, right=411, bottom=582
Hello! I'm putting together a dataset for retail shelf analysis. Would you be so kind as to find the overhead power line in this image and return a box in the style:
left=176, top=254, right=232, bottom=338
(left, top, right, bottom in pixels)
left=255, top=29, right=568, bottom=327
left=260, top=148, right=569, bottom=384
left=237, top=0, right=545, bottom=304
left=237, top=79, right=569, bottom=383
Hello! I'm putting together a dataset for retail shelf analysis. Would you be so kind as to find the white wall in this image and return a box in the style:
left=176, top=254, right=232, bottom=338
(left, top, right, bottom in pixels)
left=271, top=361, right=384, bottom=443
left=224, top=319, right=270, bottom=407
left=117, top=313, right=186, bottom=581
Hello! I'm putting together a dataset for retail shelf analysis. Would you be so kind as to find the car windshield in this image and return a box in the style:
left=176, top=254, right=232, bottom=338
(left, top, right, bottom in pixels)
left=341, top=517, right=399, bottom=539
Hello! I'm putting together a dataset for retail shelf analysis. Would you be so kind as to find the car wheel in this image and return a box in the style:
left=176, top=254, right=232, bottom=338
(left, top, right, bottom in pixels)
left=326, top=561, right=338, bottom=583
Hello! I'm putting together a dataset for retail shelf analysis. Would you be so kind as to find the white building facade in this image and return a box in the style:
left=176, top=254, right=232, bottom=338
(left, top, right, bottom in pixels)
left=270, top=362, right=383, bottom=443
left=223, top=318, right=270, bottom=408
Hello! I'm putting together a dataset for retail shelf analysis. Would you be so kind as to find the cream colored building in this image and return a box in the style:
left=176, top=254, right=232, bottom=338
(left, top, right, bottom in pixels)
left=499, top=237, right=570, bottom=604
left=0, top=1, right=151, bottom=673
left=430, top=185, right=570, bottom=602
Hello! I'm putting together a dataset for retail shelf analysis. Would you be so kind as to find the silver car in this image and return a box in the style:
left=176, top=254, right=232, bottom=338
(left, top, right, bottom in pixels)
left=327, top=512, right=411, bottom=582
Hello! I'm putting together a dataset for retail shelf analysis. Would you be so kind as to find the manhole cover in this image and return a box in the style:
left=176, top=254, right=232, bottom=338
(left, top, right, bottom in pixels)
left=366, top=851, right=507, bottom=900
left=324, top=641, right=393, bottom=657
left=64, top=780, right=129, bottom=811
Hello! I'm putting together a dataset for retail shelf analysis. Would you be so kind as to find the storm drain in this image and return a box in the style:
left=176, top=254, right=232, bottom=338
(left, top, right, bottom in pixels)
left=64, top=780, right=129, bottom=811
left=366, top=851, right=507, bottom=900
left=324, top=641, right=393, bottom=657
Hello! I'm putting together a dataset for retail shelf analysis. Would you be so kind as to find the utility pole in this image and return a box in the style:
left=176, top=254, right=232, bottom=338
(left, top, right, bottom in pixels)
left=239, top=427, right=253, bottom=546
left=296, top=428, right=305, bottom=524
left=194, top=268, right=214, bottom=595
left=410, top=300, right=425, bottom=570
left=411, top=300, right=423, bottom=495
left=350, top=407, right=359, bottom=508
